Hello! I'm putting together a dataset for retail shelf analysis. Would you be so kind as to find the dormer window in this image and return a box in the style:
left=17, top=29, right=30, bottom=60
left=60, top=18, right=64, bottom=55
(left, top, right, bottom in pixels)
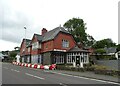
left=62, top=39, right=69, bottom=48
left=32, top=42, right=39, bottom=50
left=28, top=47, right=30, bottom=52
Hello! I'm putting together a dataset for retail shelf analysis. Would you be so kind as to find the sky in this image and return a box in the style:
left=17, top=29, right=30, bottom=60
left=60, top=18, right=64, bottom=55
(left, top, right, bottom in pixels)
left=0, top=0, right=119, bottom=51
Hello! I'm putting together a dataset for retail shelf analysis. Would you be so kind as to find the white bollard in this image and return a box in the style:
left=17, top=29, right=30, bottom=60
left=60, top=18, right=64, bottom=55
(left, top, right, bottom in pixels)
left=73, top=61, right=76, bottom=67
left=80, top=62, right=83, bottom=68
left=37, top=65, right=40, bottom=69
left=44, top=65, right=49, bottom=70
left=32, top=65, right=34, bottom=68
left=28, top=64, right=31, bottom=67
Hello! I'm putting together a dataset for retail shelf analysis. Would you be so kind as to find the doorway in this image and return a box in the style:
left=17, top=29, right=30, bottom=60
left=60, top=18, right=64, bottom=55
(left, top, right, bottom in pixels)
left=76, top=56, right=80, bottom=66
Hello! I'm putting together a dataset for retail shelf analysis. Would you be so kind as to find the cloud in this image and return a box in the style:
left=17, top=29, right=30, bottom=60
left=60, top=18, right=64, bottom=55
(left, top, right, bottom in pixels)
left=0, top=0, right=118, bottom=45
left=0, top=0, right=34, bottom=43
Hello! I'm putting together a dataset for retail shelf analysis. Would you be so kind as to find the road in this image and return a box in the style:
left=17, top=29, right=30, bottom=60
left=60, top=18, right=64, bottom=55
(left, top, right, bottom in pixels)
left=1, top=62, right=120, bottom=86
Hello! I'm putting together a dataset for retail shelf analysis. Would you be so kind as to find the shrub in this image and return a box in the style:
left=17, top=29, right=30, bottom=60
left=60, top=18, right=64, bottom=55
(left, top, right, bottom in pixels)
left=94, top=69, right=120, bottom=76
left=93, top=65, right=107, bottom=70
left=85, top=66, right=95, bottom=71
left=56, top=65, right=85, bottom=72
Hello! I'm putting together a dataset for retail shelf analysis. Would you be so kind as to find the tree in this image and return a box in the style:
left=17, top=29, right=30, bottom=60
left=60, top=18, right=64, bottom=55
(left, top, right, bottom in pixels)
left=9, top=51, right=17, bottom=60
left=117, top=44, right=120, bottom=52
left=92, top=38, right=116, bottom=49
left=63, top=18, right=96, bottom=47
left=14, top=46, right=20, bottom=50
left=64, top=18, right=87, bottom=45
left=95, top=49, right=106, bottom=54
left=86, top=34, right=96, bottom=47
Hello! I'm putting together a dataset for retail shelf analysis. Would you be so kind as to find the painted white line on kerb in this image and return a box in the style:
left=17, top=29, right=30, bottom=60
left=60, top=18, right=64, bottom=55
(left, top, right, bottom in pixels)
left=44, top=70, right=120, bottom=85
left=25, top=73, right=44, bottom=80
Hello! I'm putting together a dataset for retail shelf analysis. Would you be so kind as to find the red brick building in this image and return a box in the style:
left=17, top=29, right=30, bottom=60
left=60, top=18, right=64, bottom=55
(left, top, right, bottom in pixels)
left=20, top=26, right=89, bottom=65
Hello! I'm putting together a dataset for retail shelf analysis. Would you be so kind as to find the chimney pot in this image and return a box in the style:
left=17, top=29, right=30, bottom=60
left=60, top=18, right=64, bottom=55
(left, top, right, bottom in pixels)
left=41, top=28, right=47, bottom=35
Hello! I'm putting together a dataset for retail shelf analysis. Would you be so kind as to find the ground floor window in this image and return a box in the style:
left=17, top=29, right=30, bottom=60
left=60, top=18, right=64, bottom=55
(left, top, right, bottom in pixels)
left=38, top=55, right=41, bottom=64
left=27, top=56, right=30, bottom=63
left=31, top=54, right=41, bottom=64
left=55, top=55, right=64, bottom=64
left=22, top=57, right=24, bottom=63
left=67, top=56, right=73, bottom=63
left=67, top=52, right=89, bottom=64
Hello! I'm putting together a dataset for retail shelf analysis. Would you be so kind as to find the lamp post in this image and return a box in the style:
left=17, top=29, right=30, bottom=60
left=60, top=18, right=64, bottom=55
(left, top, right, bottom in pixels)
left=24, top=26, right=27, bottom=63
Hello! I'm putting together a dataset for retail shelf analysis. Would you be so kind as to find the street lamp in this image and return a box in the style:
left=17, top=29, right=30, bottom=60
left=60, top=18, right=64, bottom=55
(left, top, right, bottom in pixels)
left=24, top=26, right=27, bottom=63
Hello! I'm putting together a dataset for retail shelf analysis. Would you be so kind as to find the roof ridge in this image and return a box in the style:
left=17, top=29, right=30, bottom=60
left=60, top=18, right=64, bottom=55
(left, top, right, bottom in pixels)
left=23, top=38, right=31, bottom=40
left=42, top=26, right=70, bottom=42
left=34, top=33, right=42, bottom=36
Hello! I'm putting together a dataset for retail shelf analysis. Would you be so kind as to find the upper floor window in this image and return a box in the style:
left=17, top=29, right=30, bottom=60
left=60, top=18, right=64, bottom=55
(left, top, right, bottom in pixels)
left=45, top=44, right=48, bottom=49
left=62, top=39, right=69, bottom=48
left=28, top=47, right=30, bottom=52
left=32, top=42, right=39, bottom=50
left=22, top=48, right=25, bottom=53
left=39, top=43, right=41, bottom=49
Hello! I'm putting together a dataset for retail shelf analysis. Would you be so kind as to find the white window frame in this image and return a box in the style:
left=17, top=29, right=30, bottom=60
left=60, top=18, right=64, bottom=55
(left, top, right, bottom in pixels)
left=28, top=47, right=30, bottom=52
left=67, top=53, right=73, bottom=64
left=39, top=43, right=41, bottom=49
left=55, top=55, right=64, bottom=64
left=32, top=42, right=39, bottom=50
left=62, top=39, right=69, bottom=48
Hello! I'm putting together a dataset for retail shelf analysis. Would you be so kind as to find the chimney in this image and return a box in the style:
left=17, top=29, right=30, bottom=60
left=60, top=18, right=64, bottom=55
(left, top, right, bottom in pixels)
left=41, top=28, right=47, bottom=36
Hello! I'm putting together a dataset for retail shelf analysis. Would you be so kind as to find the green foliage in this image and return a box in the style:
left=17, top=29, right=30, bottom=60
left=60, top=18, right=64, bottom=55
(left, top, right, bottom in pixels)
left=2, top=51, right=9, bottom=55
left=92, top=38, right=116, bottom=49
left=86, top=34, right=96, bottom=47
left=56, top=65, right=85, bottom=72
left=93, top=65, right=120, bottom=76
left=9, top=51, right=17, bottom=60
left=14, top=46, right=20, bottom=50
left=95, top=49, right=106, bottom=54
left=93, top=65, right=108, bottom=70
left=63, top=18, right=95, bottom=47
left=117, top=44, right=120, bottom=52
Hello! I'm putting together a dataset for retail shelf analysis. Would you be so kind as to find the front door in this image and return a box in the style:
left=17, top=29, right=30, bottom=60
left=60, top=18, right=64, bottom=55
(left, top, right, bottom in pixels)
left=76, top=56, right=80, bottom=66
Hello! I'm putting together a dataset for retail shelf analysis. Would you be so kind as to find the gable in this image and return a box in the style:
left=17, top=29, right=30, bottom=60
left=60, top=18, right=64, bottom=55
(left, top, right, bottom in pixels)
left=53, top=32, right=76, bottom=51
left=54, top=32, right=76, bottom=45
left=31, top=34, right=42, bottom=44
left=31, top=35, right=38, bottom=44
left=20, top=39, right=25, bottom=50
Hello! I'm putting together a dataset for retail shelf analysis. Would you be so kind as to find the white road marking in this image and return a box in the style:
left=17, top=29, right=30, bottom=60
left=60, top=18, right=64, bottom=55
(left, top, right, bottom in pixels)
left=25, top=73, right=45, bottom=80
left=13, top=70, right=20, bottom=72
left=11, top=69, right=14, bottom=71
left=3, top=67, right=8, bottom=69
left=44, top=70, right=120, bottom=85
left=59, top=83, right=67, bottom=86
left=11, top=69, right=20, bottom=72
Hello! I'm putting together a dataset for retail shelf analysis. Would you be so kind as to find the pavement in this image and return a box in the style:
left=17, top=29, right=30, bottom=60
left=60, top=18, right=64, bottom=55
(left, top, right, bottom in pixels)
left=46, top=70, right=119, bottom=83
left=1, top=62, right=120, bottom=85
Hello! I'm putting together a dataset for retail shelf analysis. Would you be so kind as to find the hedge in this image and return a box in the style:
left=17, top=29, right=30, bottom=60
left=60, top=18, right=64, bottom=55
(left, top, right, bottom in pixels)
left=56, top=65, right=85, bottom=72
left=94, top=69, right=120, bottom=76
left=56, top=64, right=120, bottom=76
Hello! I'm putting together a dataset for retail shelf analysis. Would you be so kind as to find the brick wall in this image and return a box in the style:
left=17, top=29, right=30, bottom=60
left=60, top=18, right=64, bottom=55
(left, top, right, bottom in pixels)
left=54, top=32, right=76, bottom=51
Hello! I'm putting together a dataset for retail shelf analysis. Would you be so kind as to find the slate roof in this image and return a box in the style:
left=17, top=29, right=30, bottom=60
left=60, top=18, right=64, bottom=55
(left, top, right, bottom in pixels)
left=42, top=27, right=70, bottom=42
left=0, top=52, right=4, bottom=57
left=68, top=46, right=89, bottom=52
left=104, top=47, right=117, bottom=54
left=34, top=34, right=43, bottom=42
left=23, top=39, right=31, bottom=47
